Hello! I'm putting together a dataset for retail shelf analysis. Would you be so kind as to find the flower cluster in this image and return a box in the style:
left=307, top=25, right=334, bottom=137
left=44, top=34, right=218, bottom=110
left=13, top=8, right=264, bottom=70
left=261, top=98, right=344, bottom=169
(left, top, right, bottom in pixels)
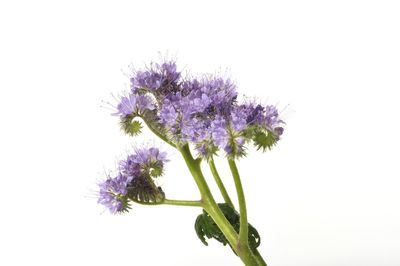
left=114, top=60, right=285, bottom=158
left=98, top=173, right=132, bottom=214
left=114, top=93, right=155, bottom=118
left=98, top=147, right=168, bottom=213
left=131, top=61, right=181, bottom=97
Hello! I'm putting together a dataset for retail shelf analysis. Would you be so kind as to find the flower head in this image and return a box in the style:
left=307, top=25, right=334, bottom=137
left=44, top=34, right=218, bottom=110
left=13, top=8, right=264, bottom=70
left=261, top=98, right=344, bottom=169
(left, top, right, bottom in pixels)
left=131, top=61, right=181, bottom=97
left=264, top=105, right=284, bottom=135
left=98, top=147, right=168, bottom=213
left=116, top=59, right=285, bottom=158
left=98, top=173, right=133, bottom=214
left=114, top=93, right=155, bottom=118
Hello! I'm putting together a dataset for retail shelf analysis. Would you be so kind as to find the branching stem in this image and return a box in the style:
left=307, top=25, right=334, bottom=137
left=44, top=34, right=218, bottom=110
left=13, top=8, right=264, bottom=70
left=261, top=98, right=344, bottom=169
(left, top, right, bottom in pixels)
left=208, top=157, right=234, bottom=208
left=130, top=198, right=202, bottom=207
left=163, top=199, right=203, bottom=207
left=140, top=121, right=266, bottom=265
left=228, top=158, right=249, bottom=246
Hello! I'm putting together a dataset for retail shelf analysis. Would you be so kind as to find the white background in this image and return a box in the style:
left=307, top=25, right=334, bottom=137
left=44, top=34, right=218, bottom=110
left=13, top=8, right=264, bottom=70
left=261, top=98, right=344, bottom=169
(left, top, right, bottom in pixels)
left=1, top=1, right=399, bottom=265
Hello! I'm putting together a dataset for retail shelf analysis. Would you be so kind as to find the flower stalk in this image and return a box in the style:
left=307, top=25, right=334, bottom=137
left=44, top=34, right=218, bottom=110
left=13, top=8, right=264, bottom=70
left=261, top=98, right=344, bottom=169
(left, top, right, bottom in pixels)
left=178, top=145, right=239, bottom=248
left=179, top=145, right=261, bottom=266
left=141, top=116, right=176, bottom=148
left=163, top=199, right=203, bottom=207
left=130, top=198, right=203, bottom=207
left=208, top=156, right=234, bottom=208
left=228, top=158, right=249, bottom=246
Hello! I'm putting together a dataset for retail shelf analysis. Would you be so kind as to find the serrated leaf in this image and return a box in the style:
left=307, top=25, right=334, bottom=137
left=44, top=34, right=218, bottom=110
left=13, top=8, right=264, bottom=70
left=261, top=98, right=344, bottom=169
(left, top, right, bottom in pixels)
left=194, top=203, right=261, bottom=254
left=248, top=223, right=261, bottom=250
left=194, top=215, right=209, bottom=246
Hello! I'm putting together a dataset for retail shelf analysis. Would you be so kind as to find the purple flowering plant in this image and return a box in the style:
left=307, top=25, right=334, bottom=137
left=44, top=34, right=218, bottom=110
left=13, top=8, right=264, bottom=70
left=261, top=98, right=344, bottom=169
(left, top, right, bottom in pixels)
left=98, top=59, right=285, bottom=266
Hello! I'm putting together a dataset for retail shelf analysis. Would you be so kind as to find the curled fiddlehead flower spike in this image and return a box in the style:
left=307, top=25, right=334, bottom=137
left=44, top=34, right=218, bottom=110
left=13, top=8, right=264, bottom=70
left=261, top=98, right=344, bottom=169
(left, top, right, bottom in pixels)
left=98, top=147, right=168, bottom=213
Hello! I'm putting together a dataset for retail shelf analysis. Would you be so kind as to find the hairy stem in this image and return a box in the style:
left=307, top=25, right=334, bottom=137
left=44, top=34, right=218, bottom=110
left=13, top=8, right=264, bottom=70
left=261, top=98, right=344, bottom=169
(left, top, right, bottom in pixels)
left=228, top=158, right=249, bottom=246
left=208, top=157, right=234, bottom=208
left=141, top=118, right=176, bottom=148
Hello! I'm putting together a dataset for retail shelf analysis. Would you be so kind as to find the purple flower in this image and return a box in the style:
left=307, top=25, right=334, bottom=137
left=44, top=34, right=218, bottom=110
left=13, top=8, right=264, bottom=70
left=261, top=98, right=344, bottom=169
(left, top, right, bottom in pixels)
left=233, top=103, right=285, bottom=136
left=98, top=173, right=133, bottom=214
left=132, top=71, right=161, bottom=91
left=132, top=147, right=168, bottom=165
left=210, top=116, right=229, bottom=150
left=274, top=127, right=284, bottom=136
left=196, top=143, right=207, bottom=156
left=231, top=108, right=248, bottom=132
left=131, top=61, right=181, bottom=95
left=245, top=104, right=265, bottom=125
left=99, top=147, right=169, bottom=213
left=115, top=93, right=155, bottom=117
left=158, top=77, right=238, bottom=147
left=114, top=58, right=286, bottom=157
left=181, top=78, right=237, bottom=116
left=264, top=105, right=284, bottom=134
left=119, top=155, right=141, bottom=178
left=160, top=103, right=178, bottom=128
left=119, top=147, right=168, bottom=177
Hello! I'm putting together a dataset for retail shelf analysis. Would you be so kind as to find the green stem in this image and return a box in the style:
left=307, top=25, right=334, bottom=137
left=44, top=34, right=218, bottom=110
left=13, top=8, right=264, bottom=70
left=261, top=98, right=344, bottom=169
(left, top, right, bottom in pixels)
left=228, top=158, right=249, bottom=246
left=179, top=145, right=259, bottom=266
left=208, top=157, right=234, bottom=208
left=163, top=199, right=203, bottom=207
left=178, top=145, right=238, bottom=245
left=253, top=249, right=268, bottom=266
left=141, top=118, right=176, bottom=148
left=130, top=198, right=202, bottom=207
left=227, top=159, right=268, bottom=265
left=140, top=120, right=263, bottom=265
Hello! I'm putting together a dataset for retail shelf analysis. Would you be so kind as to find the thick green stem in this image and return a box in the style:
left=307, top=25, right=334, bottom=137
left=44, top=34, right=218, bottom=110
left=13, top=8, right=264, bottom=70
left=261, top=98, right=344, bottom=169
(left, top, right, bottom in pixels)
left=140, top=119, right=263, bottom=265
left=228, top=158, right=249, bottom=246
left=178, top=145, right=238, bottom=246
left=179, top=145, right=259, bottom=266
left=208, top=157, right=234, bottom=208
left=253, top=249, right=268, bottom=266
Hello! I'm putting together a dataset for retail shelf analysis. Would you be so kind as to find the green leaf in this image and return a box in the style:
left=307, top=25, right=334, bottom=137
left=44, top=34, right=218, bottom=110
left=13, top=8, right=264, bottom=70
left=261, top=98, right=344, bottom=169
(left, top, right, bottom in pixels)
left=194, top=215, right=210, bottom=246
left=194, top=203, right=261, bottom=254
